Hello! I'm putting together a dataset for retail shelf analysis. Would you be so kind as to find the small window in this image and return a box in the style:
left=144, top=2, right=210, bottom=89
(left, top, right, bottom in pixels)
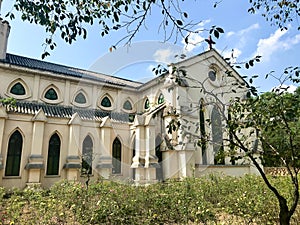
left=75, top=92, right=87, bottom=104
left=10, top=82, right=25, bottom=95
left=158, top=93, right=165, bottom=104
left=101, top=96, right=112, bottom=108
left=123, top=100, right=133, bottom=110
left=45, top=88, right=58, bottom=100
left=144, top=98, right=150, bottom=110
left=208, top=70, right=216, bottom=81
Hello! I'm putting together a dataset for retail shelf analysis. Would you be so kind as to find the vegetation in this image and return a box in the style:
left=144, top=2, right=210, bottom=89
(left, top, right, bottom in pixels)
left=0, top=175, right=299, bottom=224
left=260, top=87, right=300, bottom=167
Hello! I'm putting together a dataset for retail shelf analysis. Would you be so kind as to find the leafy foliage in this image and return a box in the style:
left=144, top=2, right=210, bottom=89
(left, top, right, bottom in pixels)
left=4, top=0, right=221, bottom=58
left=248, top=0, right=300, bottom=30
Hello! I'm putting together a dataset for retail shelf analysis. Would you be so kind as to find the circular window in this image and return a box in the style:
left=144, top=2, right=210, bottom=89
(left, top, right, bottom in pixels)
left=208, top=70, right=216, bottom=82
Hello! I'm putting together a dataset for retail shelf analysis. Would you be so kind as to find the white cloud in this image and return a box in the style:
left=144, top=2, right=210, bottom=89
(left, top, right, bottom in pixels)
left=222, top=48, right=242, bottom=63
left=239, top=23, right=260, bottom=35
left=153, top=49, right=175, bottom=63
left=226, top=31, right=235, bottom=37
left=254, top=28, right=294, bottom=62
left=181, top=20, right=211, bottom=52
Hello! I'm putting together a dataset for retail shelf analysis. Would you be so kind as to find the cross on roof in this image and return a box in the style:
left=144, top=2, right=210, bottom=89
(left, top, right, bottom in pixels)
left=205, top=35, right=216, bottom=50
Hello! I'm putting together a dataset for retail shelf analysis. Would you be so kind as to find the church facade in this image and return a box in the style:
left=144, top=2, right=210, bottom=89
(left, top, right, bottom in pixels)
left=0, top=19, right=259, bottom=189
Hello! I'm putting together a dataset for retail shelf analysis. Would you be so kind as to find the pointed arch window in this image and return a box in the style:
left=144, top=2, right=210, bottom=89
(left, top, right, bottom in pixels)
left=199, top=100, right=207, bottom=164
left=158, top=93, right=165, bottom=104
left=155, top=135, right=163, bottom=181
left=10, top=82, right=26, bottom=95
left=75, top=92, right=87, bottom=104
left=5, top=130, right=23, bottom=176
left=112, top=138, right=122, bottom=174
left=45, top=88, right=58, bottom=100
left=144, top=98, right=150, bottom=110
left=211, top=106, right=225, bottom=165
left=82, top=136, right=93, bottom=175
left=123, top=100, right=133, bottom=110
left=46, top=133, right=61, bottom=175
left=101, top=96, right=112, bottom=108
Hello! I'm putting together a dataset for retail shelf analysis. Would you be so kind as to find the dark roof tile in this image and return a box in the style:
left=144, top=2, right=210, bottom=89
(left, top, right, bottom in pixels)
left=2, top=54, right=142, bottom=88
left=4, top=101, right=132, bottom=123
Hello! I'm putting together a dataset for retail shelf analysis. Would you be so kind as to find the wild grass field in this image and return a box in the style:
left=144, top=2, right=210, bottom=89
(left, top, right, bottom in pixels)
left=0, top=175, right=299, bottom=224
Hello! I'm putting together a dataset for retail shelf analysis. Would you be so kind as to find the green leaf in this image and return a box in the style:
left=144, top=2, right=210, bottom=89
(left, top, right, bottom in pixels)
left=216, top=27, right=224, bottom=33
left=214, top=30, right=219, bottom=38
left=176, top=20, right=183, bottom=26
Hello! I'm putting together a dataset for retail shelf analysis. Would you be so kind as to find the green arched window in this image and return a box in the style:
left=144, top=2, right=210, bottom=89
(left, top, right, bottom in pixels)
left=10, top=82, right=26, bottom=95
left=46, top=133, right=61, bottom=175
left=144, top=98, right=150, bottom=110
left=112, top=138, right=122, bottom=174
left=45, top=88, right=58, bottom=100
left=75, top=92, right=87, bottom=104
left=5, top=130, right=23, bottom=176
left=82, top=136, right=93, bottom=175
left=158, top=93, right=165, bottom=104
left=123, top=100, right=132, bottom=110
left=101, top=96, right=112, bottom=107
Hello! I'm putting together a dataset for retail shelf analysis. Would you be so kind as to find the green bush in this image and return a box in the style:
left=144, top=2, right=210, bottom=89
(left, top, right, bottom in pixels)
left=0, top=175, right=299, bottom=224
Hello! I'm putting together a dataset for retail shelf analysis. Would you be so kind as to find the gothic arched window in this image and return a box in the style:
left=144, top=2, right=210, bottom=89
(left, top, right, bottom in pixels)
left=5, top=130, right=23, bottom=176
left=144, top=98, right=150, bottom=110
left=82, top=136, right=93, bottom=175
left=123, top=100, right=133, bottom=110
left=45, top=88, right=58, bottom=100
left=112, top=138, right=122, bottom=174
left=46, top=133, right=61, bottom=175
left=75, top=92, right=87, bottom=104
left=158, top=93, right=165, bottom=104
left=10, top=82, right=26, bottom=95
left=101, top=96, right=112, bottom=108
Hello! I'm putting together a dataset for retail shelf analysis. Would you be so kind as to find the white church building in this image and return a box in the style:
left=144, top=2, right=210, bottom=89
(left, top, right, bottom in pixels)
left=0, top=18, right=259, bottom=189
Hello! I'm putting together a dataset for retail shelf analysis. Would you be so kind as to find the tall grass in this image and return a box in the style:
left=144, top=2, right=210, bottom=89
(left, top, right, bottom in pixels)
left=0, top=175, right=299, bottom=224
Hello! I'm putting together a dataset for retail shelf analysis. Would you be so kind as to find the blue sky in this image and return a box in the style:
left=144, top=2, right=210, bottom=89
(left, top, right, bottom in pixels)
left=1, top=0, right=299, bottom=92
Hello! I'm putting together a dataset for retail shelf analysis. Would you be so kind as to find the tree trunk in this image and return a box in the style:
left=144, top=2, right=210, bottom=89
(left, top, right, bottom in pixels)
left=279, top=197, right=291, bottom=225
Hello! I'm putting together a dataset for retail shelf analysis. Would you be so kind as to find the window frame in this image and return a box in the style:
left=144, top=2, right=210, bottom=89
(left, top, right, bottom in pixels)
left=72, top=90, right=91, bottom=108
left=98, top=94, right=114, bottom=111
left=6, top=79, right=31, bottom=100
left=41, top=85, right=63, bottom=104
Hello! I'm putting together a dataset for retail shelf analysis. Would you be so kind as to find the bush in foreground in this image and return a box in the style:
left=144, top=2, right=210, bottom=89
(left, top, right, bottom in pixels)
left=0, top=175, right=299, bottom=224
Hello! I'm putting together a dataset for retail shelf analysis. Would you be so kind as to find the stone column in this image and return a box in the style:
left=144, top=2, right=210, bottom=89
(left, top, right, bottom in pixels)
left=144, top=115, right=158, bottom=183
left=96, top=116, right=113, bottom=179
left=0, top=106, right=7, bottom=186
left=64, top=113, right=81, bottom=181
left=25, top=109, right=46, bottom=185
